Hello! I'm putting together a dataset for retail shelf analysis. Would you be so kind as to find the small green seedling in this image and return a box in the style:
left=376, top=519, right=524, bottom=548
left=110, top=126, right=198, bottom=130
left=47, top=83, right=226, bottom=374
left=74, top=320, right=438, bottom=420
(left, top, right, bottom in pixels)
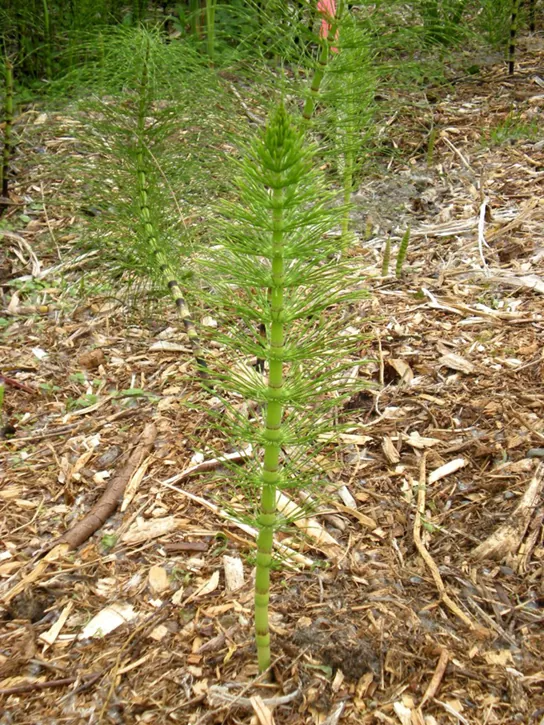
left=100, top=534, right=118, bottom=550
left=382, top=237, right=391, bottom=276
left=395, top=227, right=411, bottom=277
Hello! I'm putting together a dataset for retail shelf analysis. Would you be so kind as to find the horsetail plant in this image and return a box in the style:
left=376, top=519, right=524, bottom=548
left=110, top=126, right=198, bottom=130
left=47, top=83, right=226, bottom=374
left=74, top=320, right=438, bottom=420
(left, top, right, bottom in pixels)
left=317, top=14, right=374, bottom=239
left=1, top=54, right=13, bottom=215
left=206, top=104, right=367, bottom=672
left=134, top=38, right=207, bottom=375
left=66, top=27, right=234, bottom=374
left=395, top=227, right=411, bottom=277
left=205, top=0, right=218, bottom=64
left=302, top=0, right=339, bottom=125
left=297, top=3, right=374, bottom=240
left=382, top=237, right=391, bottom=276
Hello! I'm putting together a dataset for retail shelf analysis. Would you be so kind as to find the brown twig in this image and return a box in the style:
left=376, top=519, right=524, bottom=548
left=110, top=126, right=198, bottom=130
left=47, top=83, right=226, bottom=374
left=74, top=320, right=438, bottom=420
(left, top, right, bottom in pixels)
left=413, top=455, right=483, bottom=632
left=418, top=648, right=449, bottom=709
left=0, top=373, right=35, bottom=394
left=0, top=673, right=100, bottom=696
left=53, top=421, right=157, bottom=549
left=2, top=423, right=157, bottom=603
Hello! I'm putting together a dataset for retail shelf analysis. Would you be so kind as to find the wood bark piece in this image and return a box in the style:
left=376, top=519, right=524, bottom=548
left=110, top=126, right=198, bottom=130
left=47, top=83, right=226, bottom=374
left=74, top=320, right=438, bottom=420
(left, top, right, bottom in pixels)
left=472, top=462, right=544, bottom=561
left=55, top=422, right=157, bottom=549
left=2, top=423, right=157, bottom=604
left=418, top=648, right=449, bottom=709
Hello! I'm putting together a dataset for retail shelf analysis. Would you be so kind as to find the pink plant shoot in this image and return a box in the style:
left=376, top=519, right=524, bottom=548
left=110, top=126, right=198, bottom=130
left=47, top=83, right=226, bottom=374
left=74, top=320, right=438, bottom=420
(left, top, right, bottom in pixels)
left=317, top=0, right=339, bottom=52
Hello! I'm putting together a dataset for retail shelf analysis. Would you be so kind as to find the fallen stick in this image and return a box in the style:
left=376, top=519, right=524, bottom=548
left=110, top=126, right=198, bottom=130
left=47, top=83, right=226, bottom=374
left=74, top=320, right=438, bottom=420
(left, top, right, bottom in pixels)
left=54, top=422, right=157, bottom=549
left=2, top=423, right=157, bottom=603
left=0, top=673, right=101, bottom=696
left=413, top=456, right=484, bottom=634
left=0, top=373, right=35, bottom=394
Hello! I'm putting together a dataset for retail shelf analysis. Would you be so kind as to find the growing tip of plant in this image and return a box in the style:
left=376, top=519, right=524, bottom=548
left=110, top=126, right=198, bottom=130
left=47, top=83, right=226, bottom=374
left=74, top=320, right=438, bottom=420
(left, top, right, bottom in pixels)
left=382, top=237, right=391, bottom=277
left=395, top=227, right=411, bottom=278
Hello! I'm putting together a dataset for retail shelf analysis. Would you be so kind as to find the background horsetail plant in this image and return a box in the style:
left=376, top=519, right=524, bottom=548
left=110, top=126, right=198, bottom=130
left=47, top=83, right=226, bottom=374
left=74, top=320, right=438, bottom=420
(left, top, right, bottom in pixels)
left=395, top=227, right=411, bottom=277
left=1, top=54, right=14, bottom=216
left=300, top=2, right=374, bottom=240
left=65, top=27, right=236, bottom=375
left=302, top=0, right=339, bottom=125
left=206, top=104, right=367, bottom=671
left=317, top=14, right=374, bottom=239
left=134, top=38, right=207, bottom=375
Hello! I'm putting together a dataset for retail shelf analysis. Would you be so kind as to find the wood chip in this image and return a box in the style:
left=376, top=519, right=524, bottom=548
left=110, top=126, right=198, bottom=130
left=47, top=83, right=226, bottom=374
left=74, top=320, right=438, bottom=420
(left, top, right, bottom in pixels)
left=438, top=353, right=475, bottom=374
left=428, top=458, right=467, bottom=484
left=223, top=555, right=245, bottom=592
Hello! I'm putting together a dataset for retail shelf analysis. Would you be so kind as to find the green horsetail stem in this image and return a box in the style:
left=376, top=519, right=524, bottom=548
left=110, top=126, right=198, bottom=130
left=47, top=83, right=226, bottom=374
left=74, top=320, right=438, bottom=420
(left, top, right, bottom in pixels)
left=302, top=17, right=338, bottom=125
left=254, top=11, right=340, bottom=373
left=1, top=56, right=14, bottom=210
left=135, top=147, right=207, bottom=376
left=341, top=83, right=354, bottom=239
left=254, top=118, right=289, bottom=674
left=395, top=227, right=410, bottom=277
left=381, top=237, right=391, bottom=276
left=205, top=0, right=217, bottom=65
left=509, top=0, right=521, bottom=74
left=42, top=0, right=52, bottom=79
left=136, top=44, right=207, bottom=377
left=213, top=103, right=365, bottom=672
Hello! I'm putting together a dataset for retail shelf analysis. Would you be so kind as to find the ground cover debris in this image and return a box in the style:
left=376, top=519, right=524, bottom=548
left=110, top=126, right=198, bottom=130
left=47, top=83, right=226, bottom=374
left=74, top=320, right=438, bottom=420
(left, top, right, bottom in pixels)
left=1, top=9, right=544, bottom=725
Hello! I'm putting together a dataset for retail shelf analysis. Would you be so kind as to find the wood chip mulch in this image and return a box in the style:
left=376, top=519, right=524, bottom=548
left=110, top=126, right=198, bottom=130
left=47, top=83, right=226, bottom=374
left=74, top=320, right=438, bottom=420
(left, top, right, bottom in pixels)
left=1, top=35, right=543, bottom=725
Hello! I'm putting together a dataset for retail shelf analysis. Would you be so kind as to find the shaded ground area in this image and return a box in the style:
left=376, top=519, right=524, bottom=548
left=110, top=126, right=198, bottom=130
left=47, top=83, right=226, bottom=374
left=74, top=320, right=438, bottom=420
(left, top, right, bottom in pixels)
left=1, top=36, right=544, bottom=725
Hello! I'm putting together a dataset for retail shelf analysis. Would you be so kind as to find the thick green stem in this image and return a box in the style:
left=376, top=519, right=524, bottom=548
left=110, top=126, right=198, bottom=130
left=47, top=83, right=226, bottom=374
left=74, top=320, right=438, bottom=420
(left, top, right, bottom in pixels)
left=302, top=29, right=335, bottom=125
left=189, top=0, right=201, bottom=37
left=255, top=186, right=284, bottom=673
left=341, top=88, right=354, bottom=239
left=42, top=0, right=52, bottom=79
left=341, top=149, right=352, bottom=239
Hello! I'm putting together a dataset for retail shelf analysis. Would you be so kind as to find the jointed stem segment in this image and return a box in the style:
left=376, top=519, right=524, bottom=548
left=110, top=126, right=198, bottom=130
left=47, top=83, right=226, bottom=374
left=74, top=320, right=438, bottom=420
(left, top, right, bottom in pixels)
left=135, top=43, right=207, bottom=376
left=255, top=184, right=285, bottom=673
left=1, top=56, right=14, bottom=215
left=509, top=0, right=521, bottom=74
